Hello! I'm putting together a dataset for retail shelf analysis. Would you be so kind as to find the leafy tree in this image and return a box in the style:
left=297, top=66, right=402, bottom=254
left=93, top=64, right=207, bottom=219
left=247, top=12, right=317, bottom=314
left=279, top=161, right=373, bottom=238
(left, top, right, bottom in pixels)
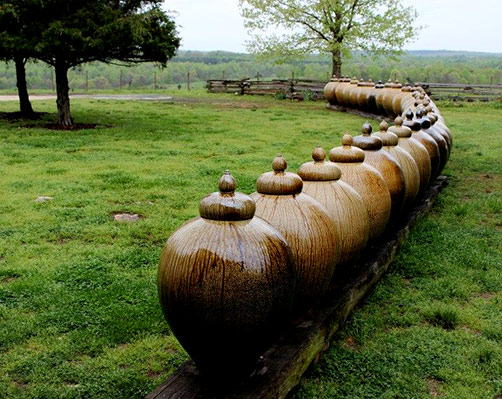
left=0, top=0, right=38, bottom=116
left=17, top=0, right=180, bottom=127
left=239, top=0, right=421, bottom=77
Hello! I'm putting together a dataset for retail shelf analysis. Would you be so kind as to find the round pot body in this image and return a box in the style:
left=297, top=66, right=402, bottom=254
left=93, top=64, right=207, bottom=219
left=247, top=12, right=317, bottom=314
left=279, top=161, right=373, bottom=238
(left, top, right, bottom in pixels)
left=404, top=112, right=441, bottom=179
left=418, top=117, right=449, bottom=174
left=393, top=87, right=413, bottom=116
left=330, top=135, right=391, bottom=241
left=251, top=156, right=340, bottom=305
left=298, top=148, right=370, bottom=266
left=353, top=126, right=406, bottom=218
left=324, top=78, right=339, bottom=105
left=357, top=82, right=375, bottom=111
left=158, top=173, right=296, bottom=376
left=335, top=78, right=351, bottom=106
left=383, top=84, right=402, bottom=117
left=348, top=81, right=361, bottom=108
left=389, top=118, right=432, bottom=193
left=374, top=126, right=420, bottom=212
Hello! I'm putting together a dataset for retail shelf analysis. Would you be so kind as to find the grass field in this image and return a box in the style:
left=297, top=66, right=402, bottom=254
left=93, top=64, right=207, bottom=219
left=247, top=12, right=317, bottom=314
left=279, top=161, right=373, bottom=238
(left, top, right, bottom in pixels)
left=0, top=93, right=501, bottom=398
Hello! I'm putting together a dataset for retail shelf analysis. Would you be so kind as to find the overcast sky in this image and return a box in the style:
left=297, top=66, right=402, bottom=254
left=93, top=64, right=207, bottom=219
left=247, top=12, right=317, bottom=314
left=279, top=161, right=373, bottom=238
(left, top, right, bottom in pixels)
left=165, top=0, right=502, bottom=54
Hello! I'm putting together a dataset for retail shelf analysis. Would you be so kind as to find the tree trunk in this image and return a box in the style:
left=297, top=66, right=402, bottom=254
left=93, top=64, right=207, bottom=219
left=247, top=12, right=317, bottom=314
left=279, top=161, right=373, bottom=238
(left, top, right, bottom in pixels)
left=331, top=50, right=342, bottom=78
left=15, top=56, right=34, bottom=116
left=54, top=62, right=74, bottom=127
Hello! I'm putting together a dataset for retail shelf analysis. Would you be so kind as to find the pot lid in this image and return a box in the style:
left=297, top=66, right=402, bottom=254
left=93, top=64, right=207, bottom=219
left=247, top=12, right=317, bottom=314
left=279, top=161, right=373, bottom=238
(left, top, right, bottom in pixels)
left=353, top=123, right=383, bottom=151
left=416, top=108, right=431, bottom=129
left=391, top=81, right=403, bottom=89
left=350, top=77, right=359, bottom=84
left=329, top=134, right=366, bottom=163
left=199, top=171, right=256, bottom=221
left=404, top=110, right=421, bottom=132
left=384, top=79, right=393, bottom=88
left=256, top=156, right=303, bottom=195
left=297, top=146, right=342, bottom=181
left=389, top=116, right=412, bottom=138
left=401, top=86, right=412, bottom=92
left=374, top=121, right=399, bottom=146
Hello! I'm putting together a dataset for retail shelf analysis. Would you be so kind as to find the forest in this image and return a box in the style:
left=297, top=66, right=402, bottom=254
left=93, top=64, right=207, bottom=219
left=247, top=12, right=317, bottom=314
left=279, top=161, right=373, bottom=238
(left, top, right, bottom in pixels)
left=1, top=50, right=501, bottom=92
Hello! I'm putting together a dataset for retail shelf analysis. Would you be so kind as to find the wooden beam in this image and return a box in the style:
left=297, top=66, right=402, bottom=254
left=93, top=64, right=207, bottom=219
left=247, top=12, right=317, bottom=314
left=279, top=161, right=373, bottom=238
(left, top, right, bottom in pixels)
left=147, top=176, right=449, bottom=399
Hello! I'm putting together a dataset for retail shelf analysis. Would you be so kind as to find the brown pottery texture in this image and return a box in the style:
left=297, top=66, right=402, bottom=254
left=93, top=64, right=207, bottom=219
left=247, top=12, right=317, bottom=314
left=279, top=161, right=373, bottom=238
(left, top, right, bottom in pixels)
left=324, top=76, right=339, bottom=106
left=374, top=121, right=420, bottom=212
left=158, top=171, right=296, bottom=376
left=389, top=116, right=432, bottom=193
left=330, top=135, right=391, bottom=240
left=353, top=123, right=406, bottom=218
left=298, top=146, right=370, bottom=266
left=404, top=110, right=441, bottom=178
left=415, top=108, right=449, bottom=174
left=251, top=156, right=341, bottom=305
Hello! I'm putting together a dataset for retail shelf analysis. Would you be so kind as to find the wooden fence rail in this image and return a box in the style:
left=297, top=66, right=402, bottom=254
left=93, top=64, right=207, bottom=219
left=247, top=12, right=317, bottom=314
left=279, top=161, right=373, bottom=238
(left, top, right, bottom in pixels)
left=206, top=79, right=502, bottom=102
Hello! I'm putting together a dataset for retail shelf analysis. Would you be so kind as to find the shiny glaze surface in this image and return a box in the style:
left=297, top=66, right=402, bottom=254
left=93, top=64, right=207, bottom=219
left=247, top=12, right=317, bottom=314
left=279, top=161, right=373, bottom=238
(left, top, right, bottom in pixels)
left=298, top=147, right=370, bottom=266
left=390, top=117, right=432, bottom=192
left=374, top=122, right=420, bottom=211
left=330, top=135, right=391, bottom=240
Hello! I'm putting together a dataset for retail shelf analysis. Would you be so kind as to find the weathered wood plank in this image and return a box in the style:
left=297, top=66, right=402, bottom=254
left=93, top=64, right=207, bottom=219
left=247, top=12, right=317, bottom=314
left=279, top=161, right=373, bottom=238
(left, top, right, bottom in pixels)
left=147, top=177, right=449, bottom=399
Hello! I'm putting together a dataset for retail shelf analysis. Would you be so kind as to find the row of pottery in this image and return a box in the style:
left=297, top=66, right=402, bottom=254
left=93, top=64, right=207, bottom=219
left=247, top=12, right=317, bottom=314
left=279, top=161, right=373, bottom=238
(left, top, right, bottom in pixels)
left=157, top=83, right=453, bottom=378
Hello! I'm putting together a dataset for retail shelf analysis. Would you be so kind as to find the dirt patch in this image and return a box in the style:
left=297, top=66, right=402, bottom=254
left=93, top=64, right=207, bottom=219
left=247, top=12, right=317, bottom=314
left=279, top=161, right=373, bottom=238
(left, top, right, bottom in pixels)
left=343, top=337, right=361, bottom=352
left=427, top=377, right=443, bottom=397
left=2, top=275, right=20, bottom=284
left=146, top=370, right=163, bottom=379
left=0, top=111, right=48, bottom=121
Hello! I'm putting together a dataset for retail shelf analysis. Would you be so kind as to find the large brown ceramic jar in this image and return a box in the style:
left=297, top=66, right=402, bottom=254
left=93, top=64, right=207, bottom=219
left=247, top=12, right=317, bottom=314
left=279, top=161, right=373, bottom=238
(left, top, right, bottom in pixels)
left=339, top=77, right=359, bottom=108
left=251, top=156, right=340, bottom=304
left=335, top=77, right=352, bottom=106
left=374, top=121, right=420, bottom=211
left=425, top=111, right=451, bottom=161
left=158, top=171, right=296, bottom=376
left=329, top=135, right=391, bottom=240
left=389, top=116, right=432, bottom=193
left=425, top=104, right=453, bottom=149
left=357, top=80, right=375, bottom=112
left=324, top=75, right=339, bottom=106
left=353, top=123, right=406, bottom=218
left=404, top=110, right=441, bottom=179
left=298, top=147, right=370, bottom=266
left=416, top=108, right=449, bottom=174
left=348, top=78, right=361, bottom=108
left=394, top=85, right=413, bottom=116
left=367, top=80, right=384, bottom=114
left=383, top=81, right=402, bottom=117
left=376, top=80, right=393, bottom=115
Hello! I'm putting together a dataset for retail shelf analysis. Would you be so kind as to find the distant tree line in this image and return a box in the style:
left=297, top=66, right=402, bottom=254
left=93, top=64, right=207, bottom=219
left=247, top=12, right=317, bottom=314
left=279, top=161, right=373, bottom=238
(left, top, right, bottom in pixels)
left=1, top=51, right=500, bottom=94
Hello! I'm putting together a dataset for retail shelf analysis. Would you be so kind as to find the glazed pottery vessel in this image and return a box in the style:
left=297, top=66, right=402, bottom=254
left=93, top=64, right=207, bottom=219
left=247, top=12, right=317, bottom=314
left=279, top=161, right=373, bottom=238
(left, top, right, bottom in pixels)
left=415, top=108, right=449, bottom=174
left=353, top=123, right=406, bottom=218
left=357, top=80, right=375, bottom=111
left=158, top=171, right=296, bottom=376
left=404, top=109, right=441, bottom=178
left=329, top=135, right=391, bottom=240
left=324, top=75, right=339, bottom=106
left=335, top=77, right=352, bottom=106
left=251, top=156, right=340, bottom=304
left=376, top=80, right=393, bottom=115
left=389, top=116, right=432, bottom=192
left=374, top=121, right=420, bottom=212
left=298, top=146, right=370, bottom=266
left=367, top=80, right=384, bottom=114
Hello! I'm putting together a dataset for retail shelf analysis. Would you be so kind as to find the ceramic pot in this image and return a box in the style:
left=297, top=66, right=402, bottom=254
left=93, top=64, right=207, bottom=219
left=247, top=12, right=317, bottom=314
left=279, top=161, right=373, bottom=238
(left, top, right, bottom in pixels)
left=348, top=78, right=361, bottom=108
left=376, top=80, right=393, bottom=115
left=298, top=146, right=370, bottom=266
left=394, top=85, right=413, bottom=116
left=383, top=81, right=402, bottom=117
left=367, top=80, right=384, bottom=114
left=353, top=123, right=406, bottom=218
left=425, top=104, right=453, bottom=149
left=335, top=77, right=352, bottom=106
left=389, top=116, right=432, bottom=193
left=357, top=80, right=375, bottom=112
left=374, top=121, right=420, bottom=211
left=251, top=156, right=340, bottom=304
left=415, top=108, right=449, bottom=174
left=158, top=171, right=296, bottom=376
left=404, top=109, right=441, bottom=179
left=329, top=135, right=391, bottom=240
left=324, top=75, right=339, bottom=106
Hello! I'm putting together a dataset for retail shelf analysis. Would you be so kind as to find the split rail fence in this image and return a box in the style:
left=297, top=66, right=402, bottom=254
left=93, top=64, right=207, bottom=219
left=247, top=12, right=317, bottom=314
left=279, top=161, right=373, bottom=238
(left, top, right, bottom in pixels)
left=206, top=79, right=502, bottom=102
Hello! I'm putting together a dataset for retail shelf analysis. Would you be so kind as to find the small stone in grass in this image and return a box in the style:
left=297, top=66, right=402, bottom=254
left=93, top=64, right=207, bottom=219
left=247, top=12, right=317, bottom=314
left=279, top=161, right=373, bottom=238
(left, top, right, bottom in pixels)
left=35, top=196, right=53, bottom=203
left=114, top=213, right=140, bottom=223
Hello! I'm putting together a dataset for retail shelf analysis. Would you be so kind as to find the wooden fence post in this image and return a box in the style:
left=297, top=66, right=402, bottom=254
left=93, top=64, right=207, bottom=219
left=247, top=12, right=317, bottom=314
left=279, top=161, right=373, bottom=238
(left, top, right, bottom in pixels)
left=187, top=72, right=191, bottom=91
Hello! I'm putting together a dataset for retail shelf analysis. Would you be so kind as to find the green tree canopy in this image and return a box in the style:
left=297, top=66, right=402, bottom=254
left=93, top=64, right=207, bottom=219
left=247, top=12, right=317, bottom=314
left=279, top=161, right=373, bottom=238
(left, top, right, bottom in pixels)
left=239, top=0, right=422, bottom=77
left=1, top=0, right=180, bottom=127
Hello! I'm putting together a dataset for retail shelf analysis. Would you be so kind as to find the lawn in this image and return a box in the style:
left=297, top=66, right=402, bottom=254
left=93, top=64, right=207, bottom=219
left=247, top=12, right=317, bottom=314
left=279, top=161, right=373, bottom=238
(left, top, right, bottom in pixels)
left=0, top=93, right=500, bottom=398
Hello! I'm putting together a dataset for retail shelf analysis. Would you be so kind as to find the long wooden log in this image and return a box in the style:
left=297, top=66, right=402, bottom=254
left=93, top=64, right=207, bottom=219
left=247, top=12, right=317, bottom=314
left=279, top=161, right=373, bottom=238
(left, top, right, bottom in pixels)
left=147, top=176, right=449, bottom=399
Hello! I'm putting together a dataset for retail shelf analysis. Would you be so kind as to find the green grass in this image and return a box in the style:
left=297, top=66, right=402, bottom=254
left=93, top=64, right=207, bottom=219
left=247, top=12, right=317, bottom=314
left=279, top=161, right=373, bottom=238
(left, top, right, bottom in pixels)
left=0, top=95, right=500, bottom=398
